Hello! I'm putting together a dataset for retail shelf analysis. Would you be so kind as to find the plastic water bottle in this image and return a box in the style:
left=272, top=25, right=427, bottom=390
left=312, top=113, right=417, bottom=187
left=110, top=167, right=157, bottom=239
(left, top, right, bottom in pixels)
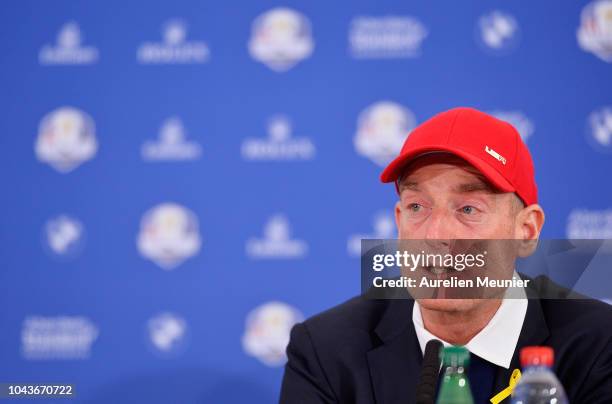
left=511, top=346, right=568, bottom=404
left=436, top=346, right=474, bottom=404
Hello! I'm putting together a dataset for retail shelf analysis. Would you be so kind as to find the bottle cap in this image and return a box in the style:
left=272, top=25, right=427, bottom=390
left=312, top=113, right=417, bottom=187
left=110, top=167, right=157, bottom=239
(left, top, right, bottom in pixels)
left=441, top=346, right=470, bottom=368
left=520, top=346, right=554, bottom=368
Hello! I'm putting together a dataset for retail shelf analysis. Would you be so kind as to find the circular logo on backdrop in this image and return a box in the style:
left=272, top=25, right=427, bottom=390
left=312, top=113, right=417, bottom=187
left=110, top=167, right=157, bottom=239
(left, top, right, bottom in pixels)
left=137, top=203, right=202, bottom=270
left=42, top=214, right=85, bottom=259
left=577, top=0, right=612, bottom=62
left=475, top=11, right=521, bottom=55
left=146, top=312, right=189, bottom=357
left=354, top=101, right=416, bottom=166
left=248, top=7, right=314, bottom=72
left=242, top=301, right=304, bottom=366
left=586, top=106, right=612, bottom=153
left=35, top=107, right=98, bottom=173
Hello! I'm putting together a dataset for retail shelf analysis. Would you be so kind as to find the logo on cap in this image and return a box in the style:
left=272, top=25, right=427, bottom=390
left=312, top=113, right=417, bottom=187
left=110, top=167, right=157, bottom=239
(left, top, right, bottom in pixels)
left=485, top=145, right=507, bottom=165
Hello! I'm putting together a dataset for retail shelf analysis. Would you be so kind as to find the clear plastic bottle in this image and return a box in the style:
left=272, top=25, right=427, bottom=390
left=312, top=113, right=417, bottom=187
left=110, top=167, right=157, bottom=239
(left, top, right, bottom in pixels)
left=511, top=346, right=568, bottom=404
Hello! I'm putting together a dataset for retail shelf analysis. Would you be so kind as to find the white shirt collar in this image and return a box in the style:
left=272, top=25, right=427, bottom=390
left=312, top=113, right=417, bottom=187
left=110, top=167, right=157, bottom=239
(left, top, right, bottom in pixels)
left=412, top=272, right=528, bottom=369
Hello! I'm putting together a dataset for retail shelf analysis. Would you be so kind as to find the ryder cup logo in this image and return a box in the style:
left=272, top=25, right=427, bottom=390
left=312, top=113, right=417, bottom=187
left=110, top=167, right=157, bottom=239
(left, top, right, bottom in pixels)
left=246, top=214, right=308, bottom=259
left=21, top=316, right=99, bottom=360
left=587, top=107, right=612, bottom=152
left=349, top=16, right=428, bottom=59
left=147, top=312, right=189, bottom=357
left=476, top=11, right=520, bottom=55
left=241, top=115, right=316, bottom=161
left=137, top=19, right=210, bottom=64
left=141, top=117, right=202, bottom=161
left=347, top=211, right=395, bottom=257
left=242, top=302, right=303, bottom=366
left=354, top=101, right=416, bottom=166
left=43, top=215, right=85, bottom=259
left=577, top=0, right=612, bottom=62
left=489, top=110, right=535, bottom=142
left=248, top=8, right=314, bottom=72
left=39, top=22, right=99, bottom=65
left=137, top=203, right=201, bottom=269
left=35, top=107, right=98, bottom=173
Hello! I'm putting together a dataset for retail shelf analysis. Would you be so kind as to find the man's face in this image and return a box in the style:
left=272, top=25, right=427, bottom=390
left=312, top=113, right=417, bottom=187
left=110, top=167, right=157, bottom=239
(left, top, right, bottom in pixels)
left=395, top=153, right=524, bottom=312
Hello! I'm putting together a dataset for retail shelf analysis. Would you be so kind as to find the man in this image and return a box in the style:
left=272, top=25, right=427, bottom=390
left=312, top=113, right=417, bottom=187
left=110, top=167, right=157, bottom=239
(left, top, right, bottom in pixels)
left=279, top=107, right=612, bottom=403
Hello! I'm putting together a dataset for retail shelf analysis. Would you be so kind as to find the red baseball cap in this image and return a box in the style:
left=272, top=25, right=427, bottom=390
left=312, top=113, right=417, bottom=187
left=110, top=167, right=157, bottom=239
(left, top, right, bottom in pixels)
left=380, top=107, right=538, bottom=206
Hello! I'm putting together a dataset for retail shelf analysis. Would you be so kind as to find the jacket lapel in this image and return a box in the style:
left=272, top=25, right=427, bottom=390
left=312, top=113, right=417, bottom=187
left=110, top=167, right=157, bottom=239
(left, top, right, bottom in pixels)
left=367, top=299, right=422, bottom=404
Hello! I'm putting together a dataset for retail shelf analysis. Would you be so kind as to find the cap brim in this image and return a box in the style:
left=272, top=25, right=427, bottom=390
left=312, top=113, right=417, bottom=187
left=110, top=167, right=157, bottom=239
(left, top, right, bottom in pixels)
left=380, top=145, right=515, bottom=193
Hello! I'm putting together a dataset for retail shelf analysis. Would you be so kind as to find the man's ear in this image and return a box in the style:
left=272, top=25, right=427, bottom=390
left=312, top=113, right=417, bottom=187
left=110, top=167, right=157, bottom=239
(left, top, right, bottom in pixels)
left=516, top=203, right=545, bottom=257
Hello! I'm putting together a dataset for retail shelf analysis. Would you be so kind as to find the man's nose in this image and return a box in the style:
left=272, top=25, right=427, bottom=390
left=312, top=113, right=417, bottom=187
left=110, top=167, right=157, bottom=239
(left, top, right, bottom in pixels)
left=424, top=209, right=455, bottom=250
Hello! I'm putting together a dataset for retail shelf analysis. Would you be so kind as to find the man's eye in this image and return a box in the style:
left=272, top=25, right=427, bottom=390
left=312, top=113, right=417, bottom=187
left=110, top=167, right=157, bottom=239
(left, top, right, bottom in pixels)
left=409, top=203, right=422, bottom=212
left=460, top=205, right=476, bottom=214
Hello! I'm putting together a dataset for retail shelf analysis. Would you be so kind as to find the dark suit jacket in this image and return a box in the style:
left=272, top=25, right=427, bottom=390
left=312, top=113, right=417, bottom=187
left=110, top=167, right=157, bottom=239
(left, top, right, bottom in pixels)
left=280, top=276, right=612, bottom=403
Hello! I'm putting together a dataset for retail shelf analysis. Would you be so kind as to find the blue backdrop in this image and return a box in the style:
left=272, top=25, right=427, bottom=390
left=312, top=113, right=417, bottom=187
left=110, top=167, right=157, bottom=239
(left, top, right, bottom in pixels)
left=1, top=0, right=611, bottom=403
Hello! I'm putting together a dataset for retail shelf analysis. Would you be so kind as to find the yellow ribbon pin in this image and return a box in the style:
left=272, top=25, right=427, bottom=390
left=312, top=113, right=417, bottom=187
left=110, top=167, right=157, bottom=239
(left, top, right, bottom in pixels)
left=490, top=369, right=522, bottom=404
